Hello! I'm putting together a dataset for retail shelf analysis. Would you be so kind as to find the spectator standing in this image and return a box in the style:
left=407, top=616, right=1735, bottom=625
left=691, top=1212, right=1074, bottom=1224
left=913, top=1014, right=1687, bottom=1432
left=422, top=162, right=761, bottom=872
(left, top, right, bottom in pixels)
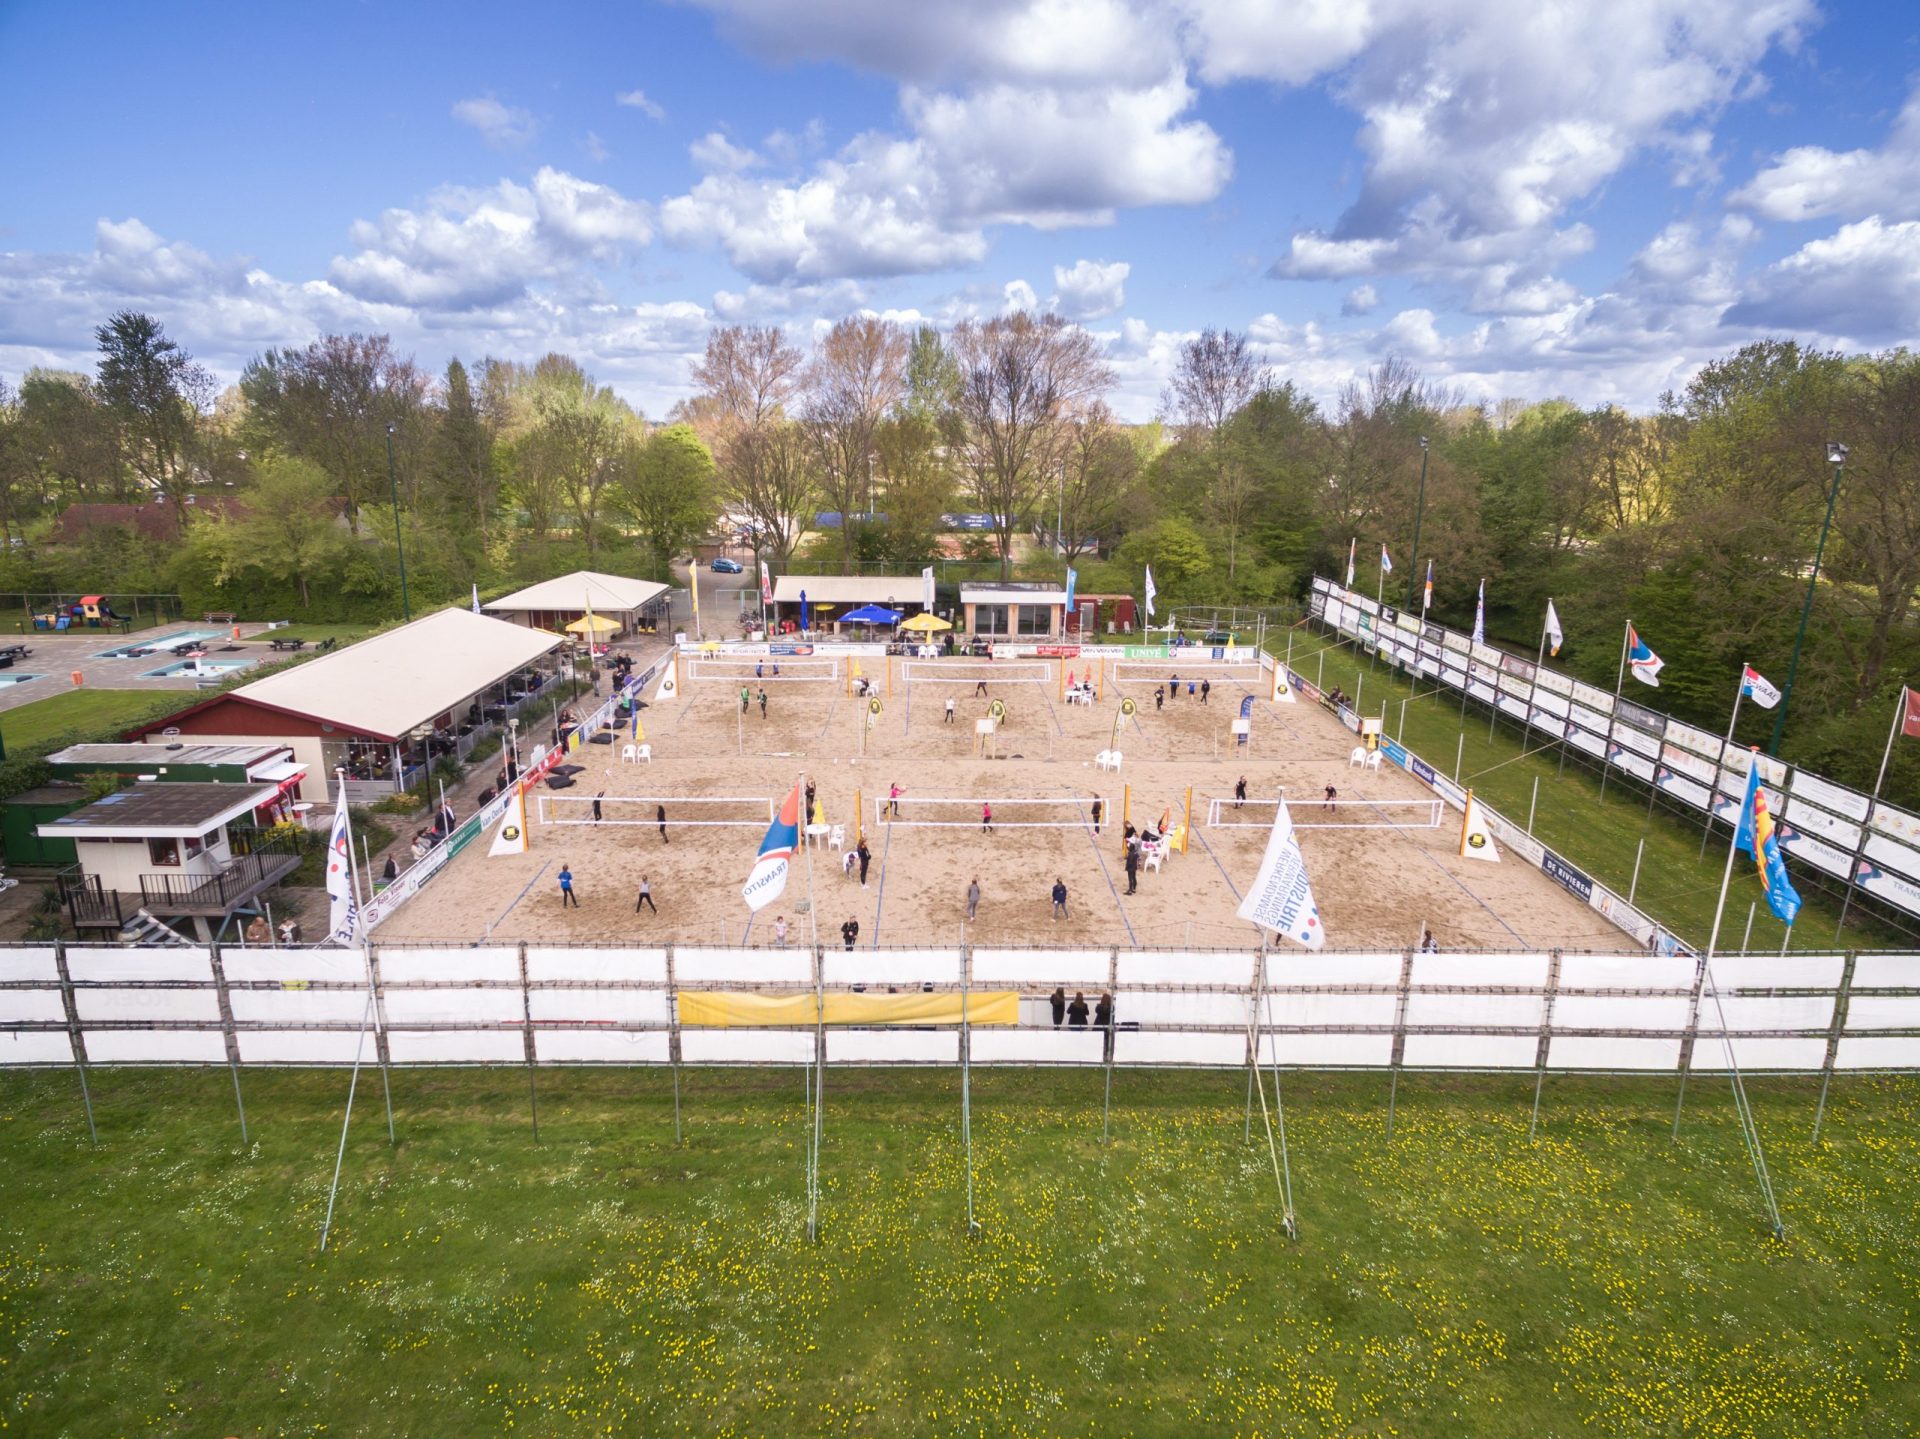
left=857, top=838, right=872, bottom=887
left=1067, top=992, right=1090, bottom=1027
left=1124, top=840, right=1140, bottom=896
left=1200, top=678, right=1210, bottom=704
left=1090, top=797, right=1103, bottom=834
left=774, top=915, right=789, bottom=947
left=1050, top=877, right=1069, bottom=921
left=758, top=688, right=768, bottom=717
left=591, top=790, right=604, bottom=825
left=966, top=876, right=981, bottom=921
left=1050, top=987, right=1067, bottom=1028
left=945, top=697, right=957, bottom=724
left=558, top=864, right=578, bottom=908
left=841, top=916, right=860, bottom=950
left=657, top=803, right=669, bottom=843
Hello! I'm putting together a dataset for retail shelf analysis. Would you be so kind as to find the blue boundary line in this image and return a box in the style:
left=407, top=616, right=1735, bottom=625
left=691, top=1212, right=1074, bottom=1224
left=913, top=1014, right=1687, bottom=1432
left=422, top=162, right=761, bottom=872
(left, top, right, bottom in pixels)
left=489, top=859, right=552, bottom=933
left=1353, top=793, right=1530, bottom=948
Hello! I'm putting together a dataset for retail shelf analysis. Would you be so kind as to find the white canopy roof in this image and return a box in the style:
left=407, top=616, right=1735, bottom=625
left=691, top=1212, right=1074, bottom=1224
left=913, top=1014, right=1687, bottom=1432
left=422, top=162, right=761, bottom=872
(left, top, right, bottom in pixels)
left=485, top=570, right=670, bottom=615
left=225, top=608, right=561, bottom=741
left=961, top=586, right=1068, bottom=606
left=771, top=575, right=928, bottom=606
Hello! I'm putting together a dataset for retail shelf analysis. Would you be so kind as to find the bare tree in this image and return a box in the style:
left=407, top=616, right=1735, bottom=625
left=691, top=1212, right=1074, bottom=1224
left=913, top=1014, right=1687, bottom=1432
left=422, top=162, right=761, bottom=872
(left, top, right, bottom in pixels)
left=950, top=314, right=1113, bottom=579
left=692, top=326, right=805, bottom=430
left=729, top=420, right=820, bottom=563
left=1057, top=401, right=1137, bottom=562
left=691, top=326, right=815, bottom=564
left=1162, top=328, right=1266, bottom=438
left=802, top=317, right=908, bottom=570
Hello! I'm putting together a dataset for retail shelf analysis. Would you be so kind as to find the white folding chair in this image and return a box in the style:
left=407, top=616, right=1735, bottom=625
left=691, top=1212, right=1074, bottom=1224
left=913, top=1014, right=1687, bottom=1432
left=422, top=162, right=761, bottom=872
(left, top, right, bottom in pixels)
left=829, top=825, right=846, bottom=851
left=621, top=743, right=638, bottom=763
left=1349, top=746, right=1367, bottom=767
left=1365, top=749, right=1382, bottom=771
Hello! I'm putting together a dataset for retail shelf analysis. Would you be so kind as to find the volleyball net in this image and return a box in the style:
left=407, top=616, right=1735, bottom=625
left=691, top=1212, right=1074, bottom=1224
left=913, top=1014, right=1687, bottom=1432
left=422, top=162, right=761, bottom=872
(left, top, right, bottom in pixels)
left=687, top=658, right=841, bottom=682
left=872, top=795, right=1105, bottom=828
left=1204, top=796, right=1445, bottom=829
left=537, top=794, right=777, bottom=827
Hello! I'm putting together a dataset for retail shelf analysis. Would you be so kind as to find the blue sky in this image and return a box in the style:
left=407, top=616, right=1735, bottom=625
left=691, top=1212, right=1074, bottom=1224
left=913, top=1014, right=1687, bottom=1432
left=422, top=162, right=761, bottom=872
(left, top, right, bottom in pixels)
left=4, top=0, right=1918, bottom=419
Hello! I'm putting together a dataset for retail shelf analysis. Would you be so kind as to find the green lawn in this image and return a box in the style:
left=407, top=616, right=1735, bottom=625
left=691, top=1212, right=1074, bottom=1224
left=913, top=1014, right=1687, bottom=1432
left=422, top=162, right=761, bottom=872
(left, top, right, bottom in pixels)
left=0, top=688, right=174, bottom=752
left=240, top=623, right=387, bottom=648
left=1276, top=628, right=1901, bottom=953
left=0, top=1066, right=1912, bottom=1437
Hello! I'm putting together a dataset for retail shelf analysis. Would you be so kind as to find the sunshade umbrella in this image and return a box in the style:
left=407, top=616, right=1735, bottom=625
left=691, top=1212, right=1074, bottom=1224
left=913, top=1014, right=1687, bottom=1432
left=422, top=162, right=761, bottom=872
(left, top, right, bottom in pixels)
left=841, top=604, right=903, bottom=624
left=899, top=612, right=953, bottom=632
left=565, top=614, right=620, bottom=634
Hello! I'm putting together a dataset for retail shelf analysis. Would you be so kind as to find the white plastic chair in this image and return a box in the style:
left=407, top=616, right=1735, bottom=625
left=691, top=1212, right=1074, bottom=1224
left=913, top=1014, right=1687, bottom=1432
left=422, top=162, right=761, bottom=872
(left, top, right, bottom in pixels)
left=829, top=825, right=846, bottom=851
left=621, top=743, right=638, bottom=763
left=1099, top=749, right=1122, bottom=773
left=1365, top=749, right=1382, bottom=771
left=636, top=744, right=652, bottom=764
left=1143, top=849, right=1164, bottom=874
left=1349, top=746, right=1367, bottom=767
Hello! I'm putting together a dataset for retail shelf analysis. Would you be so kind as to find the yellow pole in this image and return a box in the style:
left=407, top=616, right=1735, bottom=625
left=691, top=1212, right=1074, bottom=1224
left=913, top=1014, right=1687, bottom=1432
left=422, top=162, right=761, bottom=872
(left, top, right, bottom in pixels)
left=1123, top=783, right=1131, bottom=826
left=1182, top=784, right=1193, bottom=853
left=1059, top=659, right=1066, bottom=703
left=674, top=649, right=685, bottom=693
left=855, top=787, right=863, bottom=847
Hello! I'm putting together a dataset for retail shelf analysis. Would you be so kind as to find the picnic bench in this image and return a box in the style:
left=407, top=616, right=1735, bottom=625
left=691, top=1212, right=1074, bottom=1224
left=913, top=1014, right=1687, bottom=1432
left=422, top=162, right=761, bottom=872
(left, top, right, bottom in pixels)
left=267, top=637, right=308, bottom=652
left=202, top=611, right=236, bottom=625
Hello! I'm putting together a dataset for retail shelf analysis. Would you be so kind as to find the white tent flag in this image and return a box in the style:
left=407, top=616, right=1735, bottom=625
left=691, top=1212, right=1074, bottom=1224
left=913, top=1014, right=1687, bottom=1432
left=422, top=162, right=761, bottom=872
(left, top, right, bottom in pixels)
left=1459, top=790, right=1501, bottom=863
left=1234, top=797, right=1327, bottom=949
left=1143, top=564, right=1157, bottom=620
left=489, top=788, right=529, bottom=856
left=324, top=802, right=359, bottom=945
left=1380, top=545, right=1393, bottom=575
left=1270, top=663, right=1297, bottom=704
left=1544, top=599, right=1563, bottom=656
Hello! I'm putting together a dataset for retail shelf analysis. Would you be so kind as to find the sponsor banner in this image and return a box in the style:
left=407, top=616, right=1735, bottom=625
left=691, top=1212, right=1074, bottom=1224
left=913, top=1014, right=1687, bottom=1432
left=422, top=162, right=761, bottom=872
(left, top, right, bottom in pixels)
left=1664, top=718, right=1722, bottom=761
left=1722, top=746, right=1789, bottom=788
left=1571, top=703, right=1609, bottom=733
left=1654, top=767, right=1712, bottom=811
left=1500, top=653, right=1536, bottom=681
left=1531, top=688, right=1569, bottom=717
left=768, top=643, right=818, bottom=656
left=1380, top=604, right=1400, bottom=627
left=1443, top=630, right=1471, bottom=654
left=1570, top=680, right=1615, bottom=712
left=1485, top=809, right=1547, bottom=868
left=1856, top=859, right=1920, bottom=918
left=1869, top=801, right=1920, bottom=847
left=1422, top=622, right=1446, bottom=644
left=1782, top=794, right=1862, bottom=850
left=1566, top=728, right=1607, bottom=758
left=1467, top=679, right=1497, bottom=704
left=1308, top=592, right=1327, bottom=618
left=1496, top=692, right=1528, bottom=721
left=1396, top=611, right=1420, bottom=633
left=1777, top=823, right=1855, bottom=880
left=1470, top=642, right=1502, bottom=667
left=1659, top=743, right=1717, bottom=785
left=1120, top=644, right=1170, bottom=659
left=1609, top=747, right=1656, bottom=781
left=1430, top=771, right=1467, bottom=808
left=1381, top=738, right=1409, bottom=770
left=1863, top=832, right=1920, bottom=884
left=1417, top=655, right=1441, bottom=678
left=1614, top=698, right=1665, bottom=735
left=1789, top=770, right=1871, bottom=822
left=1533, top=668, right=1573, bottom=696
left=1354, top=594, right=1379, bottom=614
left=1286, top=669, right=1324, bottom=705
left=1311, top=575, right=1334, bottom=596
left=1411, top=756, right=1437, bottom=787
left=1541, top=850, right=1595, bottom=902
left=1589, top=886, right=1663, bottom=949
left=1612, top=725, right=1660, bottom=759
left=1527, top=709, right=1563, bottom=736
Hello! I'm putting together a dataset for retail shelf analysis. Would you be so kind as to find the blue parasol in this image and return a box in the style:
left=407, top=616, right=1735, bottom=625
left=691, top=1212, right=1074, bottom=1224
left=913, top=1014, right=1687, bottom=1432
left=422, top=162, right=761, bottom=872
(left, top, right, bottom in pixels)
left=841, top=604, right=903, bottom=625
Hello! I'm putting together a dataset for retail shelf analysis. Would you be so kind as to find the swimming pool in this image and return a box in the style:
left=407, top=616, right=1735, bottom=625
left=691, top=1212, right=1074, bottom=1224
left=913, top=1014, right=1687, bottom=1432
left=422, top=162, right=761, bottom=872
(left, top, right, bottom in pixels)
left=0, top=674, right=44, bottom=688
left=96, top=629, right=226, bottom=659
left=140, top=658, right=257, bottom=679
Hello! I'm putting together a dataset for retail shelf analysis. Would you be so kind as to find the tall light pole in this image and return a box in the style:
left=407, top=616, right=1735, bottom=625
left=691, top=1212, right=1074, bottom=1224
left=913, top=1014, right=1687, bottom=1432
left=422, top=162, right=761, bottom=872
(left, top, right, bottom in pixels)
left=1403, top=435, right=1430, bottom=612
left=1769, top=441, right=1847, bottom=755
left=385, top=423, right=411, bottom=622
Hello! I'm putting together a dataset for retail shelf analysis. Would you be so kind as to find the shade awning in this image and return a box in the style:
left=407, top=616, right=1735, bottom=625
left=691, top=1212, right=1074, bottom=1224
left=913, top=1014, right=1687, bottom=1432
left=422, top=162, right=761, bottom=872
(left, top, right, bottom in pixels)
left=841, top=605, right=902, bottom=624
left=898, top=613, right=953, bottom=632
left=565, top=614, right=622, bottom=634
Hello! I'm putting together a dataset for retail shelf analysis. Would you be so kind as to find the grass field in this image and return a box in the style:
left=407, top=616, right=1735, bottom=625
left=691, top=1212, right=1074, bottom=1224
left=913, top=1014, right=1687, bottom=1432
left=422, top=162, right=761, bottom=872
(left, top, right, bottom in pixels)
left=0, top=688, right=173, bottom=751
left=1277, top=628, right=1904, bottom=953
left=3, top=1066, right=1915, bottom=1437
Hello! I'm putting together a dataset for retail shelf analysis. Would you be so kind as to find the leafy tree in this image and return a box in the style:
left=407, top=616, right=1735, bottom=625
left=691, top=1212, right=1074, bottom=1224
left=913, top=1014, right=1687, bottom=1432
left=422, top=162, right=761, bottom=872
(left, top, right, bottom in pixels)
left=621, top=424, right=718, bottom=578
left=1117, top=516, right=1212, bottom=599
left=94, top=311, right=209, bottom=526
left=231, top=457, right=349, bottom=608
left=803, top=317, right=908, bottom=570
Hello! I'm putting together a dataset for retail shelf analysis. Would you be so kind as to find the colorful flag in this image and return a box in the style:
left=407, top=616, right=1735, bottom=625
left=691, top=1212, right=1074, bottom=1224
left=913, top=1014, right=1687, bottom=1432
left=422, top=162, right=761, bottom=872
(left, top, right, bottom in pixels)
left=742, top=782, right=803, bottom=912
left=488, top=787, right=528, bottom=856
left=1422, top=560, right=1433, bottom=613
left=1345, top=538, right=1356, bottom=588
left=1734, top=762, right=1801, bottom=924
left=760, top=560, right=774, bottom=605
left=1471, top=579, right=1486, bottom=645
left=1903, top=686, right=1920, bottom=739
left=1065, top=566, right=1078, bottom=615
left=689, top=572, right=701, bottom=634
left=1544, top=599, right=1563, bottom=656
left=1379, top=545, right=1393, bottom=575
left=1627, top=625, right=1663, bottom=687
left=324, top=801, right=359, bottom=945
left=1143, top=565, right=1157, bottom=620
left=1742, top=666, right=1781, bottom=709
left=1234, top=796, right=1325, bottom=949
left=1459, top=791, right=1501, bottom=863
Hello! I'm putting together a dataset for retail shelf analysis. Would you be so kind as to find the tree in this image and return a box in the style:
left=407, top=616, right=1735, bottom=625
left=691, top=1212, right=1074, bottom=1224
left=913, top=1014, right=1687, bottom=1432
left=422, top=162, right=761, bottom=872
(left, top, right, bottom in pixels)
left=728, top=420, right=819, bottom=563
left=869, top=411, right=954, bottom=567
left=621, top=423, right=718, bottom=577
left=802, top=317, right=908, bottom=569
left=233, top=457, right=348, bottom=608
left=94, top=311, right=208, bottom=526
left=691, top=326, right=805, bottom=430
left=1118, top=516, right=1212, bottom=597
left=240, top=333, right=428, bottom=536
left=692, top=326, right=814, bottom=563
left=1056, top=402, right=1138, bottom=561
left=949, top=313, right=1113, bottom=579
left=1163, top=328, right=1266, bottom=439
left=428, top=358, right=500, bottom=555
left=522, top=356, right=633, bottom=561
left=17, top=371, right=125, bottom=507
left=0, top=380, right=31, bottom=544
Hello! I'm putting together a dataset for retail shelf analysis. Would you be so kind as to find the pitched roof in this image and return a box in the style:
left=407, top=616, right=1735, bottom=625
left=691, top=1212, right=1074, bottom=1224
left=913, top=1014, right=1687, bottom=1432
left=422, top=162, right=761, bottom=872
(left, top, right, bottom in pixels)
left=221, top=608, right=561, bottom=741
left=771, top=575, right=930, bottom=606
left=484, top=570, right=671, bottom=614
left=39, top=783, right=277, bottom=837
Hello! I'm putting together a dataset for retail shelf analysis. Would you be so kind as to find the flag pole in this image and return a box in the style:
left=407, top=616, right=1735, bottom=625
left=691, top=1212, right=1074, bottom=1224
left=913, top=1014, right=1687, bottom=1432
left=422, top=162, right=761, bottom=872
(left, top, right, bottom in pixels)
left=1599, top=620, right=1630, bottom=801
left=1832, top=688, right=1907, bottom=941
left=1528, top=605, right=1554, bottom=768
left=1700, top=668, right=1749, bottom=861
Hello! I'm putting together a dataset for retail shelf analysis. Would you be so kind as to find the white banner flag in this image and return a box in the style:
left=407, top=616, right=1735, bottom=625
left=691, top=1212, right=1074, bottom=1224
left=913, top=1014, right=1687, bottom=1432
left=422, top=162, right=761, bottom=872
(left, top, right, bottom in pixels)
left=922, top=565, right=935, bottom=613
left=1143, top=564, right=1157, bottom=620
left=1380, top=545, right=1393, bottom=575
left=1234, top=797, right=1326, bottom=948
left=1345, top=538, right=1356, bottom=588
left=1471, top=579, right=1486, bottom=645
left=1459, top=791, right=1501, bottom=863
left=489, top=788, right=529, bottom=856
left=1544, top=598, right=1563, bottom=656
left=1742, top=665, right=1781, bottom=709
left=325, top=801, right=359, bottom=945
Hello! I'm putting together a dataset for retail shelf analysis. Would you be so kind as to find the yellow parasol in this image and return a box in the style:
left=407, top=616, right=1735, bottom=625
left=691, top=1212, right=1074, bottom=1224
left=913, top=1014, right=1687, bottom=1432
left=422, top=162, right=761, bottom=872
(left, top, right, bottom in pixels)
left=565, top=614, right=620, bottom=635
left=899, top=612, right=952, bottom=632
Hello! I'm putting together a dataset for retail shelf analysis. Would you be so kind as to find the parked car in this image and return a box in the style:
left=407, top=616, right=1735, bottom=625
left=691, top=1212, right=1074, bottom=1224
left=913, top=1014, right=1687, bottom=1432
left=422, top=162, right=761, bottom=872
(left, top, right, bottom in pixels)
left=710, top=556, right=744, bottom=573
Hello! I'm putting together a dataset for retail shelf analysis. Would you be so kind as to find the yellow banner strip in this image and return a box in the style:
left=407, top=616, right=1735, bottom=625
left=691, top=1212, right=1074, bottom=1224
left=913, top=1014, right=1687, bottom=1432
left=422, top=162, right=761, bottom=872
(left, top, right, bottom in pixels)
left=676, top=990, right=1018, bottom=1027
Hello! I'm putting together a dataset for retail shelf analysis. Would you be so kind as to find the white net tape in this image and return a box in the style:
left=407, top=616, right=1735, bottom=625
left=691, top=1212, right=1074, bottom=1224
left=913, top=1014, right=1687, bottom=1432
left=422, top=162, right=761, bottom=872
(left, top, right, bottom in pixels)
left=902, top=661, right=1052, bottom=683
left=688, top=658, right=840, bottom=681
left=874, top=795, right=1104, bottom=828
left=1205, top=797, right=1445, bottom=829
left=539, top=794, right=776, bottom=826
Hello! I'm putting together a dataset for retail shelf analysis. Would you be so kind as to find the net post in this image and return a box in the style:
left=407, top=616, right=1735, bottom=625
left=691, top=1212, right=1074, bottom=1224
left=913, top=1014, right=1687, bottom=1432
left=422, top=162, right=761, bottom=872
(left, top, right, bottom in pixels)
left=854, top=788, right=863, bottom=847
left=1528, top=950, right=1561, bottom=1144
left=666, top=945, right=683, bottom=1147
left=1182, top=785, right=1193, bottom=853
left=1123, top=783, right=1131, bottom=826
left=53, top=938, right=98, bottom=1146
left=1811, top=950, right=1855, bottom=1144
left=1385, top=948, right=1414, bottom=1143
left=1672, top=953, right=1709, bottom=1139
left=518, top=940, right=539, bottom=1142
left=364, top=944, right=396, bottom=1146
left=207, top=941, right=248, bottom=1146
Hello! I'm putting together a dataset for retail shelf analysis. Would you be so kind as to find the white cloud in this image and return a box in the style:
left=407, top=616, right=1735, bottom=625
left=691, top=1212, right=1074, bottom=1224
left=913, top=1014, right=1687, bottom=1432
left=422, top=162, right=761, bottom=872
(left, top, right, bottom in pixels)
left=451, top=96, right=538, bottom=149
left=1732, top=85, right=1920, bottom=223
left=689, top=132, right=762, bottom=173
left=615, top=88, right=668, bottom=121
left=1725, top=217, right=1920, bottom=341
left=1341, top=284, right=1378, bottom=316
left=711, top=278, right=867, bottom=322
left=583, top=131, right=610, bottom=163
left=1002, top=278, right=1040, bottom=313
left=329, top=168, right=651, bottom=310
left=1052, top=258, right=1128, bottom=319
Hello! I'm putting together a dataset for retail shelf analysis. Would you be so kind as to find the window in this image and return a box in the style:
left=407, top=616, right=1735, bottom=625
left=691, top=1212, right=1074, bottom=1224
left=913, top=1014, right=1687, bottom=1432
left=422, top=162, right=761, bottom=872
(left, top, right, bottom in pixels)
left=148, top=838, right=180, bottom=867
left=183, top=833, right=207, bottom=861
left=974, top=604, right=1008, bottom=635
left=1017, top=604, right=1052, bottom=636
